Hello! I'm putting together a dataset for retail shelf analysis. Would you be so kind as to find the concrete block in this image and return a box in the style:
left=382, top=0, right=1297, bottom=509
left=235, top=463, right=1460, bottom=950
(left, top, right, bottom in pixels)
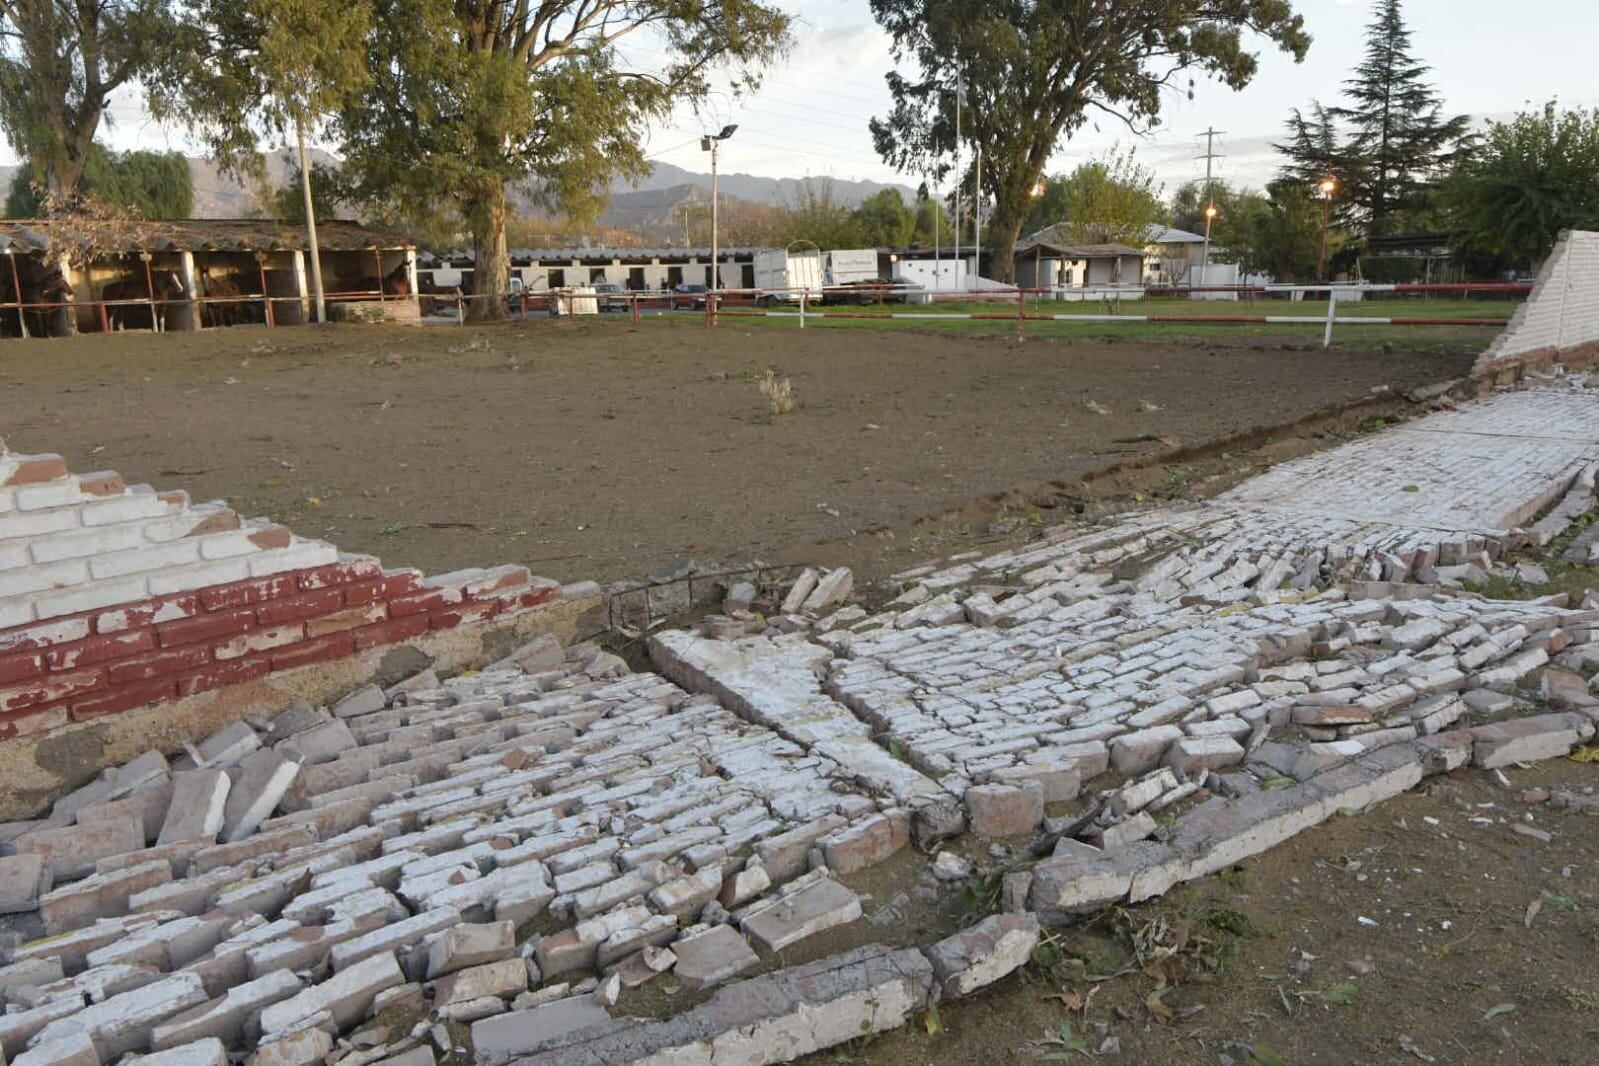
left=39, top=860, right=170, bottom=934
left=924, top=913, right=1040, bottom=998
left=1109, top=726, right=1182, bottom=775
left=33, top=972, right=208, bottom=1059
left=964, top=782, right=1043, bottom=839
left=277, top=720, right=357, bottom=766
left=221, top=750, right=300, bottom=844
left=247, top=1027, right=332, bottom=1066
left=259, top=951, right=403, bottom=1036
left=331, top=685, right=386, bottom=719
left=151, top=971, right=303, bottom=1050
left=425, top=920, right=516, bottom=980
left=741, top=877, right=862, bottom=953
left=0, top=852, right=52, bottom=913
left=1166, top=736, right=1246, bottom=775
left=17, top=815, right=144, bottom=880
left=196, top=722, right=261, bottom=768
left=470, top=999, right=614, bottom=1065
left=127, top=1037, right=229, bottom=1066
left=158, top=771, right=231, bottom=845
left=433, top=959, right=525, bottom=1006
left=671, top=925, right=758, bottom=991
left=12, top=1031, right=99, bottom=1066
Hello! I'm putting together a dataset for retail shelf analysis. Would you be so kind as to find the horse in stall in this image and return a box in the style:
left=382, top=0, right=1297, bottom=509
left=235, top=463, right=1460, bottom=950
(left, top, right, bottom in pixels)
left=198, top=268, right=262, bottom=327
left=350, top=263, right=411, bottom=296
left=102, top=270, right=186, bottom=331
left=2, top=266, right=75, bottom=338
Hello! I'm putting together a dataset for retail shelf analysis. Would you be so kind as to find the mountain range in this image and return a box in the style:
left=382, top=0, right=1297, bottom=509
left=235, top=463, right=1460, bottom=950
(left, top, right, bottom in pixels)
left=2, top=155, right=913, bottom=241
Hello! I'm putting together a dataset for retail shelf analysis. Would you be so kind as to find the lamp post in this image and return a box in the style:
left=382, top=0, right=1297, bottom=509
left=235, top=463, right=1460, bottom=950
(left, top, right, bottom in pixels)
left=1316, top=177, right=1338, bottom=283
left=700, top=125, right=738, bottom=303
left=1199, top=203, right=1218, bottom=288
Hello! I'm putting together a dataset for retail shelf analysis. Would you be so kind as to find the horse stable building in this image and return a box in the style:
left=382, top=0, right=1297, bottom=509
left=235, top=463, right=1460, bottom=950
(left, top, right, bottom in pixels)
left=0, top=218, right=418, bottom=339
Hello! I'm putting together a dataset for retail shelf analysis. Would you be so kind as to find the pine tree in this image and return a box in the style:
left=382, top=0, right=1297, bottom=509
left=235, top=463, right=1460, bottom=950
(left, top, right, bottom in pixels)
left=1330, top=0, right=1470, bottom=233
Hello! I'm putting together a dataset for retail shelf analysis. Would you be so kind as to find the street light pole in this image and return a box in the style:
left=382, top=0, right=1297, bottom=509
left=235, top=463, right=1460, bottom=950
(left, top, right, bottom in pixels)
left=1316, top=177, right=1338, bottom=282
left=701, top=125, right=738, bottom=305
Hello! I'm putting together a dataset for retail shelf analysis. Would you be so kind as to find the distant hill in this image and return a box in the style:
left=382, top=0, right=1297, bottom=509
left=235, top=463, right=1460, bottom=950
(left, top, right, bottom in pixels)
left=3, top=154, right=914, bottom=244
left=608, top=160, right=914, bottom=208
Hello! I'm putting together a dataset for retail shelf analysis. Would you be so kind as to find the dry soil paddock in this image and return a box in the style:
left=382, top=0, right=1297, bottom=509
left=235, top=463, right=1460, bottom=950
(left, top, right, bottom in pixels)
left=0, top=318, right=1478, bottom=588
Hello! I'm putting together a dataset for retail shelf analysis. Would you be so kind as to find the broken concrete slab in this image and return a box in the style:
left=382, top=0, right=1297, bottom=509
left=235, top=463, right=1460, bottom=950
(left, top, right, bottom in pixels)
left=470, top=998, right=615, bottom=1065
left=0, top=852, right=52, bottom=913
left=259, top=951, right=404, bottom=1037
left=507, top=945, right=933, bottom=1066
left=221, top=750, right=300, bottom=844
left=924, top=913, right=1040, bottom=997
left=671, top=925, right=759, bottom=991
left=157, top=771, right=230, bottom=846
left=17, top=815, right=145, bottom=881
left=741, top=877, right=862, bottom=953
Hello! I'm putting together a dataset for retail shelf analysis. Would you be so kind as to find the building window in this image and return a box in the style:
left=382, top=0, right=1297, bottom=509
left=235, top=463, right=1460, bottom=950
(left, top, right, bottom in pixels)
left=589, top=267, right=606, bottom=283
left=548, top=268, right=565, bottom=288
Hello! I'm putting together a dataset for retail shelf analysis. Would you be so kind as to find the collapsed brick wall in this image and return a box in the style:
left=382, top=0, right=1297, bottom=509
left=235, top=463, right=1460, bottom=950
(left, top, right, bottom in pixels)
left=0, top=449, right=564, bottom=743
left=1476, top=229, right=1599, bottom=376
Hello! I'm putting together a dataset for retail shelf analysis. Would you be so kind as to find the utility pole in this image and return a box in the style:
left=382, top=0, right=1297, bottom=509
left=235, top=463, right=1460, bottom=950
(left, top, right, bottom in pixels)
left=701, top=125, right=737, bottom=301
left=1196, top=127, right=1224, bottom=288
left=953, top=72, right=962, bottom=293
left=974, top=143, right=982, bottom=281
left=296, top=111, right=326, bottom=323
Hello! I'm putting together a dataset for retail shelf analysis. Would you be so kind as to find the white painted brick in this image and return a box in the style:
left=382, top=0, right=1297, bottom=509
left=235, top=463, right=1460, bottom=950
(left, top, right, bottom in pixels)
left=30, top=521, right=150, bottom=564
left=12, top=478, right=82, bottom=511
left=0, top=507, right=82, bottom=541
left=247, top=542, right=338, bottom=578
left=0, top=542, right=28, bottom=571
left=81, top=492, right=174, bottom=527
left=142, top=512, right=222, bottom=544
left=0, top=558, right=90, bottom=598
left=197, top=532, right=260, bottom=561
left=146, top=557, right=253, bottom=597
left=89, top=538, right=205, bottom=581
left=27, top=574, right=150, bottom=621
left=0, top=598, right=33, bottom=628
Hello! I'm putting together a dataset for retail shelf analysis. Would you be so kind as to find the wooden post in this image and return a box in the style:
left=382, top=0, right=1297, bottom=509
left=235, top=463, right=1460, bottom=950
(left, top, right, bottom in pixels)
left=7, top=252, right=28, bottom=339
left=141, top=253, right=158, bottom=332
left=258, top=254, right=275, bottom=328
left=180, top=251, right=199, bottom=330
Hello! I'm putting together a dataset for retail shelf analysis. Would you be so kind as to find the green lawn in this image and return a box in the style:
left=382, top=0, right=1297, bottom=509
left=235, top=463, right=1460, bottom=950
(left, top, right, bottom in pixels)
left=649, top=295, right=1516, bottom=351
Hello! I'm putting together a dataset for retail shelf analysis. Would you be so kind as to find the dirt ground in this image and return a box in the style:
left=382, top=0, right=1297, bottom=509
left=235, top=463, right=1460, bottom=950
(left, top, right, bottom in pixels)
left=0, top=318, right=1474, bottom=587
left=832, top=755, right=1599, bottom=1066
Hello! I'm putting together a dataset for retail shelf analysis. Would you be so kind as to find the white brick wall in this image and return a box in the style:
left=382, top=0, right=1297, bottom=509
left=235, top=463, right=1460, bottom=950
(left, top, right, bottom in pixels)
left=1479, top=230, right=1599, bottom=371
left=0, top=455, right=340, bottom=628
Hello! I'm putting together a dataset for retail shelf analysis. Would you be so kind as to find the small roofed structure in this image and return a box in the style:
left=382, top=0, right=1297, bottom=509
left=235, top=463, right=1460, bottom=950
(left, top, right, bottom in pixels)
left=0, top=218, right=418, bottom=338
left=1013, top=228, right=1147, bottom=294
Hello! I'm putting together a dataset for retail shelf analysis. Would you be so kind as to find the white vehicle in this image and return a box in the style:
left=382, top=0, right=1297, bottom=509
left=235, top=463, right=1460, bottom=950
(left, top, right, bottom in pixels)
left=825, top=248, right=879, bottom=286
left=753, top=248, right=824, bottom=305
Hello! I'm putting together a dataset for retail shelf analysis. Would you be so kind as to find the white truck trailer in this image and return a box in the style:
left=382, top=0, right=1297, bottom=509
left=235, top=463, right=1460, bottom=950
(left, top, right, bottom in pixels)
left=752, top=248, right=824, bottom=305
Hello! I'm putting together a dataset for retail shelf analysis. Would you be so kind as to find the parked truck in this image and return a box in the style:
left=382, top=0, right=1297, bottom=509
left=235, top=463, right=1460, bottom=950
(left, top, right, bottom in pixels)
left=752, top=248, right=824, bottom=305
left=824, top=247, right=885, bottom=304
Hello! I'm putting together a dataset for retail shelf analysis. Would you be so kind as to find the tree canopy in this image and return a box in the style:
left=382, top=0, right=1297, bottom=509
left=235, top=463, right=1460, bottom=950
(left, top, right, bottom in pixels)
left=4, top=146, right=193, bottom=218
left=1025, top=149, right=1165, bottom=246
left=1440, top=102, right=1599, bottom=270
left=1276, top=0, right=1469, bottom=234
left=0, top=0, right=185, bottom=200
left=331, top=0, right=791, bottom=318
left=869, top=0, right=1309, bottom=281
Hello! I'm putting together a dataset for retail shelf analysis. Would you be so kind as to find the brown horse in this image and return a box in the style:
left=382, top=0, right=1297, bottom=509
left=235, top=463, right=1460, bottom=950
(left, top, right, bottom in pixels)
left=199, top=268, right=262, bottom=327
left=2, top=267, right=74, bottom=338
left=102, top=270, right=186, bottom=331
left=351, top=263, right=411, bottom=296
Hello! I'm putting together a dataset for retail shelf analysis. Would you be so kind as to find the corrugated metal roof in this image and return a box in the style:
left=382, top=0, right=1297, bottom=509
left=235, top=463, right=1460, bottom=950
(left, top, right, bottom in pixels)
left=0, top=218, right=414, bottom=254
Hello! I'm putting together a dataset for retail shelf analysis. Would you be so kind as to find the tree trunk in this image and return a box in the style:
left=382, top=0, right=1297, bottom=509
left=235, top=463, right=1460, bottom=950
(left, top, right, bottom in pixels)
left=987, top=210, right=1024, bottom=284
left=466, top=180, right=509, bottom=323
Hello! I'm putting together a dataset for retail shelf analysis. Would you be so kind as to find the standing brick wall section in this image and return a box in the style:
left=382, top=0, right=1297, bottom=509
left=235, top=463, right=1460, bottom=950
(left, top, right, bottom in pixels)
left=1476, top=230, right=1599, bottom=376
left=0, top=449, right=564, bottom=742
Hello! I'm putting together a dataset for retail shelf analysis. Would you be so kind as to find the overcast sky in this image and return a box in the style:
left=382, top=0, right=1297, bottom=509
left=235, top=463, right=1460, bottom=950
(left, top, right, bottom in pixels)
left=7, top=0, right=1598, bottom=198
